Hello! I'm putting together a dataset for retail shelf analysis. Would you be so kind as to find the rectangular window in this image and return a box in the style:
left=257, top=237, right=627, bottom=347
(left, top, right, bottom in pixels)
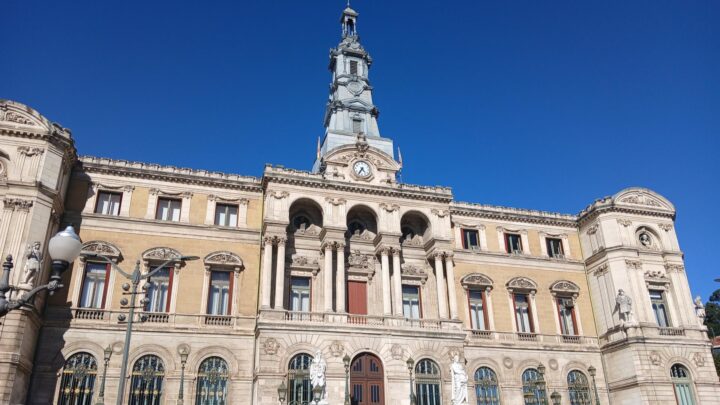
left=468, top=289, right=487, bottom=330
left=155, top=198, right=181, bottom=221
left=546, top=238, right=564, bottom=258
left=505, top=233, right=523, bottom=254
left=207, top=270, right=232, bottom=315
left=146, top=267, right=172, bottom=312
left=462, top=229, right=480, bottom=250
left=513, top=293, right=534, bottom=332
left=556, top=297, right=577, bottom=335
left=650, top=289, right=670, bottom=327
left=79, top=262, right=110, bottom=308
left=94, top=191, right=122, bottom=216
left=214, top=203, right=239, bottom=227
left=290, top=277, right=311, bottom=312
left=350, top=60, right=358, bottom=75
left=402, top=285, right=421, bottom=319
left=352, top=118, right=362, bottom=133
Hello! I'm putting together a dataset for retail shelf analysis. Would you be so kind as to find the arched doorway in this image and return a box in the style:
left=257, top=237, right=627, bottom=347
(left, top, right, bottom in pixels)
left=350, top=353, right=384, bottom=405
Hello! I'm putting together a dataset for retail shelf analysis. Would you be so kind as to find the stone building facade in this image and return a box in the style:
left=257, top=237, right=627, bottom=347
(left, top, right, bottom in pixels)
left=1, top=5, right=718, bottom=405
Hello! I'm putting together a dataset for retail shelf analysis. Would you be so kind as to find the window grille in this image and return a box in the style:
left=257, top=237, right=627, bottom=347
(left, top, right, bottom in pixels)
left=129, top=355, right=164, bottom=405
left=195, top=357, right=229, bottom=405
left=567, top=370, right=592, bottom=405
left=522, top=368, right=546, bottom=405
left=474, top=367, right=500, bottom=405
left=58, top=352, right=97, bottom=405
left=287, top=354, right=313, bottom=405
left=671, top=364, right=696, bottom=405
left=415, top=359, right=441, bottom=405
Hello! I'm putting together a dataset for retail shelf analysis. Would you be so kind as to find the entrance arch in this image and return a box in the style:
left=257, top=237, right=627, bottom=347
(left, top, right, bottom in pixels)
left=350, top=352, right=384, bottom=405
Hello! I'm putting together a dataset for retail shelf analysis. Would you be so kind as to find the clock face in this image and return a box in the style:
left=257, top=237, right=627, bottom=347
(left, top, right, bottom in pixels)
left=353, top=161, right=371, bottom=177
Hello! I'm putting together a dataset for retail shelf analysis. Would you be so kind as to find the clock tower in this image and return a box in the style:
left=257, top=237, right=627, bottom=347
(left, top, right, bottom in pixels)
left=312, top=5, right=395, bottom=172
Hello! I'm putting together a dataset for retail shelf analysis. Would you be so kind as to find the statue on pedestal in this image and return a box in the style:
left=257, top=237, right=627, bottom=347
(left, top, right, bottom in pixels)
left=450, top=354, right=468, bottom=405
left=615, top=289, right=634, bottom=325
left=309, top=350, right=328, bottom=404
left=19, top=242, right=43, bottom=289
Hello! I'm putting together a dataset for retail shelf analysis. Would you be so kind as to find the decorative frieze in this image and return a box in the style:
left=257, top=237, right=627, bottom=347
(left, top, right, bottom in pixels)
left=625, top=260, right=643, bottom=270
left=3, top=198, right=33, bottom=211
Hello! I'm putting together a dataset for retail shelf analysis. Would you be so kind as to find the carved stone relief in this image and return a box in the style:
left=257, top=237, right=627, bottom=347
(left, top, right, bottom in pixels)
left=263, top=338, right=280, bottom=355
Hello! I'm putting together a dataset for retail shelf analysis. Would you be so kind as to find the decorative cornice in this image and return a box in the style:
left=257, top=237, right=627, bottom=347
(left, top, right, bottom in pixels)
left=451, top=202, right=577, bottom=228
left=78, top=156, right=262, bottom=192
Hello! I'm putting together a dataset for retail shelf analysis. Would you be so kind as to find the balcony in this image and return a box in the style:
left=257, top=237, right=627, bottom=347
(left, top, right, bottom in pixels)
left=281, top=311, right=446, bottom=330
left=658, top=327, right=685, bottom=336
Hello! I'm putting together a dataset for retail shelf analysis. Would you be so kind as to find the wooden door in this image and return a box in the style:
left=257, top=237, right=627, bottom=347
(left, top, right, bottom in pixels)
left=347, top=281, right=367, bottom=315
left=350, top=353, right=384, bottom=405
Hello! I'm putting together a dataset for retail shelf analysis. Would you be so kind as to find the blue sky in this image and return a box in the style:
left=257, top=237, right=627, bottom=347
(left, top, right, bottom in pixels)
left=3, top=1, right=719, bottom=299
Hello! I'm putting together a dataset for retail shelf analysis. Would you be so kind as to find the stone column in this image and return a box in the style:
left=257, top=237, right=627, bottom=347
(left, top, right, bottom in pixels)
left=261, top=237, right=273, bottom=308
left=444, top=253, right=458, bottom=320
left=274, top=238, right=286, bottom=309
left=324, top=244, right=334, bottom=312
left=336, top=243, right=346, bottom=313
left=380, top=248, right=392, bottom=315
left=392, top=249, right=403, bottom=316
left=434, top=253, right=448, bottom=319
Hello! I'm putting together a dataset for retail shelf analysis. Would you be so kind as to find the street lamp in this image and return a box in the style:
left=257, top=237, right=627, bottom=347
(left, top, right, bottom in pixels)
left=550, top=391, right=561, bottom=405
left=84, top=252, right=198, bottom=405
left=343, top=354, right=351, bottom=405
left=537, top=363, right=548, bottom=405
left=406, top=357, right=415, bottom=405
left=312, top=384, right=323, bottom=404
left=588, top=365, right=601, bottom=405
left=178, top=346, right=190, bottom=404
left=96, top=345, right=112, bottom=404
left=0, top=226, right=82, bottom=317
left=277, top=380, right=287, bottom=404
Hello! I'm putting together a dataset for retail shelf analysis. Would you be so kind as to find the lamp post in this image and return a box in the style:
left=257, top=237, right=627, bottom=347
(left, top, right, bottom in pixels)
left=0, top=226, right=82, bottom=318
left=343, top=354, right=351, bottom=405
left=406, top=357, right=415, bottom=405
left=537, top=363, right=548, bottom=405
left=178, top=346, right=190, bottom=404
left=312, top=384, right=323, bottom=404
left=550, top=391, right=561, bottom=405
left=588, top=365, right=601, bottom=405
left=277, top=380, right=287, bottom=404
left=96, top=345, right=112, bottom=404
left=85, top=252, right=198, bottom=405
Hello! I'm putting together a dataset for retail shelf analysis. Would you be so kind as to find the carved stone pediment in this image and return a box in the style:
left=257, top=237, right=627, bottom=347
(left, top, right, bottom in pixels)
left=291, top=255, right=320, bottom=277
left=506, top=276, right=537, bottom=292
left=401, top=263, right=428, bottom=285
left=549, top=280, right=580, bottom=296
left=613, top=189, right=674, bottom=212
left=204, top=251, right=244, bottom=270
left=142, top=247, right=182, bottom=261
left=81, top=241, right=122, bottom=260
left=461, top=273, right=493, bottom=290
left=347, top=250, right=376, bottom=280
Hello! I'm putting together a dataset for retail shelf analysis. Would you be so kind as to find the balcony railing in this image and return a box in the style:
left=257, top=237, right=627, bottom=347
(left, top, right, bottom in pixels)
left=659, top=327, right=685, bottom=336
left=281, top=311, right=448, bottom=330
left=69, top=308, right=253, bottom=329
left=468, top=330, right=599, bottom=346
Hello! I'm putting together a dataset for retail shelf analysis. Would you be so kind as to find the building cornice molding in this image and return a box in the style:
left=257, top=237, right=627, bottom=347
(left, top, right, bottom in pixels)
left=450, top=202, right=578, bottom=228
left=78, top=156, right=262, bottom=192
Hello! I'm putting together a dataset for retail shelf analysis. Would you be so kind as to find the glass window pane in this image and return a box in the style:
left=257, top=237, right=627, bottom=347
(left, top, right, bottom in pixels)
left=147, top=268, right=170, bottom=312
left=402, top=285, right=420, bottom=319
left=469, top=290, right=486, bottom=330
left=80, top=263, right=108, bottom=309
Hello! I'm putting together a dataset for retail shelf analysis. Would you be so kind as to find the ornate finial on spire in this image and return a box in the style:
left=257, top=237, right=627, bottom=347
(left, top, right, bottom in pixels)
left=316, top=137, right=321, bottom=160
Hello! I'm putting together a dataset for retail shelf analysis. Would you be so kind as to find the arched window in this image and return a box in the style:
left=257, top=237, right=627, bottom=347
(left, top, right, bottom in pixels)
left=522, top=368, right=546, bottom=405
left=671, top=364, right=696, bottom=405
left=195, top=357, right=229, bottom=405
left=415, top=359, right=441, bottom=405
left=58, top=352, right=97, bottom=405
left=567, top=370, right=591, bottom=405
left=474, top=367, right=500, bottom=405
left=129, top=355, right=164, bottom=405
left=287, top=353, right=313, bottom=404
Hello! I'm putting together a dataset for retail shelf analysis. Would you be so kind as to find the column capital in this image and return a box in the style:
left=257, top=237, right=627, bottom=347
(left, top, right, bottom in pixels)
left=263, top=234, right=286, bottom=246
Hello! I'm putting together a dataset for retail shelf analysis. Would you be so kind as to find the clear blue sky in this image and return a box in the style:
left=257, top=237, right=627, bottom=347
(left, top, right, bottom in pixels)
left=3, top=1, right=719, bottom=299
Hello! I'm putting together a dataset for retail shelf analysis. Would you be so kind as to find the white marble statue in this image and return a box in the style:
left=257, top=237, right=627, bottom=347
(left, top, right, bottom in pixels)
left=615, top=289, right=634, bottom=324
left=695, top=296, right=706, bottom=320
left=309, top=350, right=328, bottom=404
left=450, top=354, right=468, bottom=405
left=19, top=242, right=43, bottom=288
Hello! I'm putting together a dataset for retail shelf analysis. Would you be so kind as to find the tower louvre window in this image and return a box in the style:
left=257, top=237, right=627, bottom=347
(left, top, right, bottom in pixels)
left=350, top=60, right=358, bottom=75
left=352, top=118, right=362, bottom=133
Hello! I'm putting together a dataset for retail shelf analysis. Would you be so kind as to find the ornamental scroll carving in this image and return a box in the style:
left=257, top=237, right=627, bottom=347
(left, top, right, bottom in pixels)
left=80, top=241, right=123, bottom=260
left=619, top=193, right=663, bottom=208
left=263, top=338, right=280, bottom=355
left=347, top=250, right=375, bottom=270
left=506, top=276, right=537, bottom=292
left=0, top=107, right=37, bottom=126
left=401, top=263, right=429, bottom=285
left=204, top=251, right=244, bottom=270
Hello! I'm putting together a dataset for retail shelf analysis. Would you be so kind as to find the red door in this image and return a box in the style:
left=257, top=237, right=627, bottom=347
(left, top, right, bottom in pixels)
left=350, top=353, right=384, bottom=405
left=348, top=281, right=367, bottom=323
